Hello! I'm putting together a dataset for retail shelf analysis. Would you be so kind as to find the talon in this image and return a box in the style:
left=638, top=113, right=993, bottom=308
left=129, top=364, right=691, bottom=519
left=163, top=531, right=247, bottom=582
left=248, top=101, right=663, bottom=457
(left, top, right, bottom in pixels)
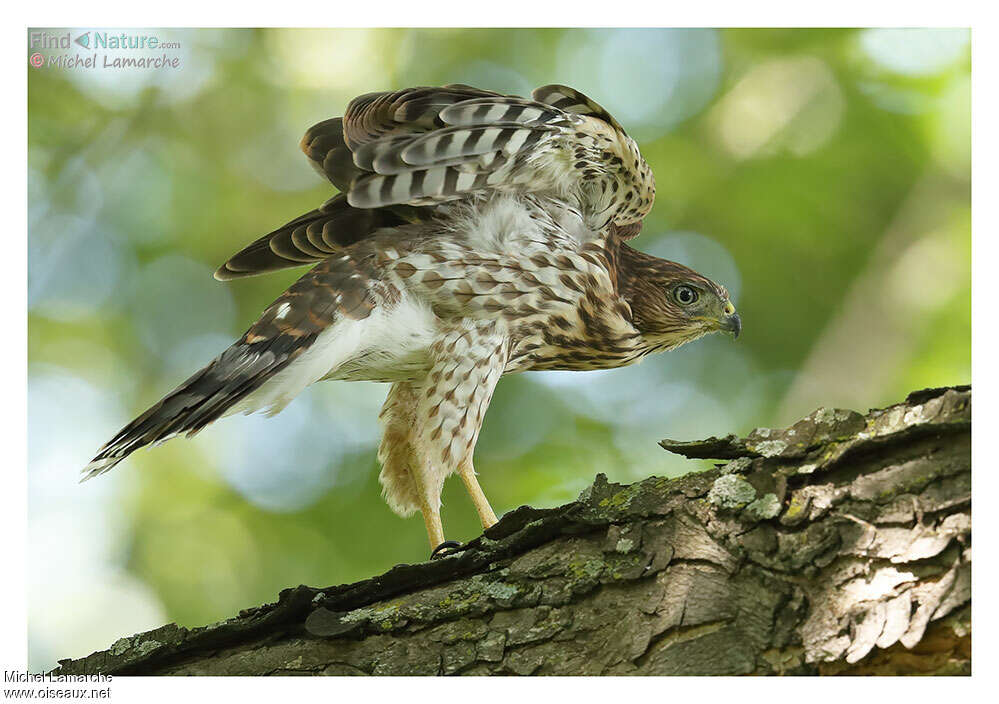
left=430, top=540, right=462, bottom=560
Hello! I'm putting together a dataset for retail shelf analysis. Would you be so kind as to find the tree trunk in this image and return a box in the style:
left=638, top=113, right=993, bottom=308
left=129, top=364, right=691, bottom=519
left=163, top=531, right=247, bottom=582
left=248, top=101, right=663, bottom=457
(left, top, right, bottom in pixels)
left=53, top=385, right=971, bottom=676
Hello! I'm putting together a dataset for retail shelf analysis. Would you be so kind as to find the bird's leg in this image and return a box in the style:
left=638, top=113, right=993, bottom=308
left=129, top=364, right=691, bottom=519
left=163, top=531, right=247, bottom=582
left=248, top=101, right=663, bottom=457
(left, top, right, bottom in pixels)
left=378, top=382, right=449, bottom=552
left=408, top=456, right=446, bottom=551
left=414, top=320, right=508, bottom=556
left=458, top=457, right=497, bottom=529
left=415, top=462, right=461, bottom=558
left=419, top=496, right=445, bottom=551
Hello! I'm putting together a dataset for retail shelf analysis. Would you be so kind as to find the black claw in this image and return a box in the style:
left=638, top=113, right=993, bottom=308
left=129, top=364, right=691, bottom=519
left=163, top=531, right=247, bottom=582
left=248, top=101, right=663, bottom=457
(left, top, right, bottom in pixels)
left=430, top=540, right=462, bottom=560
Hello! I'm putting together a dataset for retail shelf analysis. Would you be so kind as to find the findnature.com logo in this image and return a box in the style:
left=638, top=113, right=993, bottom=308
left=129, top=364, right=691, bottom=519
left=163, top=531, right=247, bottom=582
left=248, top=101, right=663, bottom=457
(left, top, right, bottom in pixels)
left=28, top=30, right=182, bottom=70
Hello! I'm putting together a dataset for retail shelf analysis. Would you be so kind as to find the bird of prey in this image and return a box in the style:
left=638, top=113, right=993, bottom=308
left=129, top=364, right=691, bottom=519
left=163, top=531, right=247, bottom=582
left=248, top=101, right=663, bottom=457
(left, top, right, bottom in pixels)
left=84, top=84, right=741, bottom=555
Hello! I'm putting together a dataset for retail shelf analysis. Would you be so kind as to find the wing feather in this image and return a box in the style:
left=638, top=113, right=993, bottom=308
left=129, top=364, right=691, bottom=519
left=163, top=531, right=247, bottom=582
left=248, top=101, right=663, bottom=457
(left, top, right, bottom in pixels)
left=214, top=195, right=416, bottom=280
left=216, top=83, right=655, bottom=279
left=300, top=118, right=365, bottom=192
left=531, top=84, right=626, bottom=133
left=338, top=85, right=653, bottom=224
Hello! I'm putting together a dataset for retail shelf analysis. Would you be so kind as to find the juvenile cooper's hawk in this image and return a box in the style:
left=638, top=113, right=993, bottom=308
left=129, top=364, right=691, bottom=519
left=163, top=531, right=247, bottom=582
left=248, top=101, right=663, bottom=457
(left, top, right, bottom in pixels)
left=84, top=84, right=741, bottom=554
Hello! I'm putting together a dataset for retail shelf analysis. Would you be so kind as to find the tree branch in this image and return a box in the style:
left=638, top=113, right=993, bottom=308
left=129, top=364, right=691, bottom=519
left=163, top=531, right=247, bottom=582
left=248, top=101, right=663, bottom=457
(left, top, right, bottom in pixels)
left=53, top=385, right=970, bottom=676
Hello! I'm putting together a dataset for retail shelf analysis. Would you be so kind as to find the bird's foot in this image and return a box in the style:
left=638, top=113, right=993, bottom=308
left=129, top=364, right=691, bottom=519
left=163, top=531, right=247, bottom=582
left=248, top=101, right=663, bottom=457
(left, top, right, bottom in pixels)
left=430, top=540, right=462, bottom=560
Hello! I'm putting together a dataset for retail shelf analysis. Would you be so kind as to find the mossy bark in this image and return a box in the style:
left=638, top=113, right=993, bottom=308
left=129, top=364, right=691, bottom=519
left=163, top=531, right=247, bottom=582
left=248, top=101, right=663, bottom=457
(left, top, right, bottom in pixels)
left=53, top=386, right=971, bottom=676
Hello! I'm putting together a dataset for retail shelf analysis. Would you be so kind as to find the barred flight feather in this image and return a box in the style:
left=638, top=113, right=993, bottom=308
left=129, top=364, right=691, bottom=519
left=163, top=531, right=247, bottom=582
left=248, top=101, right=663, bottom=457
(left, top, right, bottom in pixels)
left=217, top=83, right=655, bottom=279
left=436, top=97, right=560, bottom=127
left=531, top=84, right=626, bottom=133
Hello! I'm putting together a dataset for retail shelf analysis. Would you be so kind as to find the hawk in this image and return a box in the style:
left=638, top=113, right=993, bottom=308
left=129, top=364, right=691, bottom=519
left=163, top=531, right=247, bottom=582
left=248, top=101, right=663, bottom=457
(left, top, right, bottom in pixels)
left=84, top=84, right=741, bottom=555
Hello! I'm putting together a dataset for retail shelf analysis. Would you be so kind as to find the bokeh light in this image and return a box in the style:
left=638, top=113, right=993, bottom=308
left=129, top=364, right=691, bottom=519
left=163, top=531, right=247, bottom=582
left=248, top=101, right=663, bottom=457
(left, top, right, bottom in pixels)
left=860, top=28, right=969, bottom=77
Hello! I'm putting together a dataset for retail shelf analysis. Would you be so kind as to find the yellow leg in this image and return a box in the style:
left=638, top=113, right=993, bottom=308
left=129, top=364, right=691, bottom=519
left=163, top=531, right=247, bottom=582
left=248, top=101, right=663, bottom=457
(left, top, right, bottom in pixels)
left=458, top=458, right=498, bottom=529
left=420, top=502, right=445, bottom=551
left=411, top=466, right=445, bottom=550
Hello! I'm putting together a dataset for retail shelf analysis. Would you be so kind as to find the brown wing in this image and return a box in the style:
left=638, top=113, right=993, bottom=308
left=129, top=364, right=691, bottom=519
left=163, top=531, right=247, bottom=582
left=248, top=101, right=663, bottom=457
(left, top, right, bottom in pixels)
left=214, top=194, right=424, bottom=281
left=340, top=84, right=655, bottom=226
left=339, top=85, right=568, bottom=209
left=215, top=84, right=655, bottom=280
left=215, top=116, right=431, bottom=280
left=299, top=117, right=364, bottom=192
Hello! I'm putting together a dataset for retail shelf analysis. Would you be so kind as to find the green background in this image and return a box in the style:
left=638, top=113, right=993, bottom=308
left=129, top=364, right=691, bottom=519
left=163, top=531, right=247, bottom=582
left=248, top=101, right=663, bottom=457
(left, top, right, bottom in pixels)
left=27, top=28, right=970, bottom=670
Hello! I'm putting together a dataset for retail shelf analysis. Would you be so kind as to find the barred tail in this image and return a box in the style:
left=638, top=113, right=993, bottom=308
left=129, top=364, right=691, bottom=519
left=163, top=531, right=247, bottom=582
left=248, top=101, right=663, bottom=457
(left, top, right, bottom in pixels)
left=81, top=334, right=311, bottom=481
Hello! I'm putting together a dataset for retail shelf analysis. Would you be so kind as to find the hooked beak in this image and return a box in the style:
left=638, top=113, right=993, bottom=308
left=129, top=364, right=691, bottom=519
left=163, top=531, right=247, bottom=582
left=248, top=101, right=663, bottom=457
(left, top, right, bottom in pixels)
left=720, top=302, right=741, bottom=339
left=724, top=313, right=742, bottom=339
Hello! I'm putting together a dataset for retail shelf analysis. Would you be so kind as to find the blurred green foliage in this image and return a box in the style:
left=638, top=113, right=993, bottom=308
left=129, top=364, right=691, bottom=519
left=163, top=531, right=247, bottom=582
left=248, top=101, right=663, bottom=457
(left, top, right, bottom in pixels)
left=27, top=28, right=969, bottom=670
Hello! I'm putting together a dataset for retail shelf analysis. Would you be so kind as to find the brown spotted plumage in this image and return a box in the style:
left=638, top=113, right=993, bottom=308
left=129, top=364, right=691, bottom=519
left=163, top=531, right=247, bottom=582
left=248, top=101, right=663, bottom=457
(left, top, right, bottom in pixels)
left=85, top=84, right=740, bottom=554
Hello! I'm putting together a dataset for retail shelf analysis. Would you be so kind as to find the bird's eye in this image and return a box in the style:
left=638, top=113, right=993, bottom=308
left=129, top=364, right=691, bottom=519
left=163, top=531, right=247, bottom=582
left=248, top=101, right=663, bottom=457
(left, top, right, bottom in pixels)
left=673, top=285, right=699, bottom=305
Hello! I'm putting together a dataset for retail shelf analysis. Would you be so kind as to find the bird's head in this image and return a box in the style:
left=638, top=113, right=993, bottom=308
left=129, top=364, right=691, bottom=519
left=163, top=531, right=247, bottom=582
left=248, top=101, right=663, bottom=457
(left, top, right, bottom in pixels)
left=618, top=244, right=741, bottom=351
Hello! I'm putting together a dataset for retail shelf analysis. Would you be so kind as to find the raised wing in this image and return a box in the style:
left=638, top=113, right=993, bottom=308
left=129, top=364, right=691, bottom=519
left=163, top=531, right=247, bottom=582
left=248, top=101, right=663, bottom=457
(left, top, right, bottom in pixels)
left=216, top=84, right=655, bottom=280
left=216, top=117, right=431, bottom=280
left=340, top=84, right=655, bottom=231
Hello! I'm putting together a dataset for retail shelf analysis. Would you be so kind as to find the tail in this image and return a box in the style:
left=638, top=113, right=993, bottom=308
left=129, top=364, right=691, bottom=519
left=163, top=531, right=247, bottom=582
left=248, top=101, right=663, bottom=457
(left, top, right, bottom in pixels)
left=81, top=334, right=313, bottom=481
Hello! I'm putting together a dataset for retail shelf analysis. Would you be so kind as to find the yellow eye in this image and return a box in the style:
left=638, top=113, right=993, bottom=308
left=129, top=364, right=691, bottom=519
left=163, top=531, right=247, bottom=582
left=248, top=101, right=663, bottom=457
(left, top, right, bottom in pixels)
left=673, top=285, right=698, bottom=305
